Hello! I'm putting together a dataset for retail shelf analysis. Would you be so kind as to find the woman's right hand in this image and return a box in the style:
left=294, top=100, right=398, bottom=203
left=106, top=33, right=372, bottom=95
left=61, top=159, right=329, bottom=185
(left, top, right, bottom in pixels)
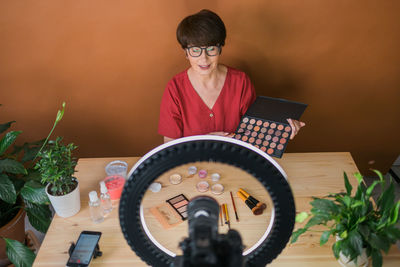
left=208, top=132, right=234, bottom=137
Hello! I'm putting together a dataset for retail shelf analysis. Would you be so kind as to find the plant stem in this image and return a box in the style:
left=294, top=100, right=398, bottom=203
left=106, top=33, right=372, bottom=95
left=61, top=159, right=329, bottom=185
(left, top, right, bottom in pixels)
left=34, top=102, right=65, bottom=161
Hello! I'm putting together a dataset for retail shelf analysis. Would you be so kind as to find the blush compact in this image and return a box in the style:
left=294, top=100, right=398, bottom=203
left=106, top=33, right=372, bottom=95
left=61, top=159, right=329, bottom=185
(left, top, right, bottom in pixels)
left=235, top=96, right=307, bottom=158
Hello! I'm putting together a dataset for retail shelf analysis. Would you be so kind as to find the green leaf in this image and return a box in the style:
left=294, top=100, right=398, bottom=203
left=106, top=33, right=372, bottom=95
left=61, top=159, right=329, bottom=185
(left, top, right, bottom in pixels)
left=371, top=249, right=382, bottom=267
left=371, top=169, right=384, bottom=182
left=385, top=226, right=400, bottom=241
left=343, top=172, right=352, bottom=195
left=4, top=238, right=36, bottom=267
left=354, top=172, right=364, bottom=185
left=291, top=228, right=308, bottom=243
left=377, top=183, right=395, bottom=212
left=23, top=169, right=42, bottom=182
left=348, top=230, right=363, bottom=256
left=340, top=230, right=348, bottom=239
left=25, top=204, right=52, bottom=233
left=358, top=225, right=370, bottom=239
left=320, top=230, right=332, bottom=245
left=295, top=212, right=309, bottom=223
left=0, top=173, right=17, bottom=204
left=0, top=121, right=15, bottom=134
left=0, top=158, right=27, bottom=175
left=350, top=200, right=363, bottom=209
left=341, top=195, right=351, bottom=207
left=0, top=131, right=22, bottom=156
left=370, top=233, right=390, bottom=253
left=389, top=201, right=400, bottom=225
left=305, top=214, right=330, bottom=228
left=366, top=180, right=380, bottom=197
left=20, top=180, right=49, bottom=204
left=310, top=198, right=339, bottom=214
left=332, top=241, right=341, bottom=259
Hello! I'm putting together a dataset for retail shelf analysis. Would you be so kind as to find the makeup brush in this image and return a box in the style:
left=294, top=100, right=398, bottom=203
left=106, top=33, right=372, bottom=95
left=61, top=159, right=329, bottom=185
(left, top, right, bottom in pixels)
left=230, top=191, right=239, bottom=222
left=219, top=205, right=223, bottom=226
left=223, top=203, right=230, bottom=229
left=237, top=191, right=264, bottom=215
left=238, top=188, right=267, bottom=210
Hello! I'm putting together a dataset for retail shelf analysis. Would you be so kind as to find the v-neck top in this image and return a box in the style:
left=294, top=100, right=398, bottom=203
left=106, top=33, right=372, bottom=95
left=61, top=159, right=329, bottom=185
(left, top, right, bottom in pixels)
left=158, top=66, right=256, bottom=139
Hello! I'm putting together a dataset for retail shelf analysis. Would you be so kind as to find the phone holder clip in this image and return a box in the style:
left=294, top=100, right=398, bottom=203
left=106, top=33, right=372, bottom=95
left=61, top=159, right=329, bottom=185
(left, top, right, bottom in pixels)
left=68, top=242, right=103, bottom=259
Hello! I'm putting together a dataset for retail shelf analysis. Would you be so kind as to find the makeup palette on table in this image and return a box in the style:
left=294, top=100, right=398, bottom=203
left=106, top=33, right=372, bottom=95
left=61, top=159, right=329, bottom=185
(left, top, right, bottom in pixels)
left=234, top=96, right=307, bottom=158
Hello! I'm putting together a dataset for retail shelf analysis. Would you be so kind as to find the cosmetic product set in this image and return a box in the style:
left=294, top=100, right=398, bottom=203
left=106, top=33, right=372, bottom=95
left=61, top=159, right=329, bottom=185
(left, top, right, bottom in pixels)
left=88, top=160, right=129, bottom=223
left=235, top=96, right=307, bottom=158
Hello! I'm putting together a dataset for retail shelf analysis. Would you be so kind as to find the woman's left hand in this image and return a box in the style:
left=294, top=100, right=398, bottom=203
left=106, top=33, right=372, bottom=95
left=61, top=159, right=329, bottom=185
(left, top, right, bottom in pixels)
left=287, top=118, right=306, bottom=140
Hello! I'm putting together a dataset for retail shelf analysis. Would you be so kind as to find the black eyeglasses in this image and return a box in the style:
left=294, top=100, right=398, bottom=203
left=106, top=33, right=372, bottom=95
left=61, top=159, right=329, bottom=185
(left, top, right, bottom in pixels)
left=186, top=45, right=221, bottom=57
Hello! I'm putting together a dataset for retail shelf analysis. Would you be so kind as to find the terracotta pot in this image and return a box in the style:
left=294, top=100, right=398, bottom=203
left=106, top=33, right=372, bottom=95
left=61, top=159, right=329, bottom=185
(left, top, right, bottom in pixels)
left=46, top=179, right=80, bottom=218
left=0, top=208, right=26, bottom=265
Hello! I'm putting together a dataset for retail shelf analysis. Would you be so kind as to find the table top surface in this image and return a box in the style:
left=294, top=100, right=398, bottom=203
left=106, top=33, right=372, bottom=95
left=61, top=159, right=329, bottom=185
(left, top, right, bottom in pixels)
left=33, top=152, right=400, bottom=266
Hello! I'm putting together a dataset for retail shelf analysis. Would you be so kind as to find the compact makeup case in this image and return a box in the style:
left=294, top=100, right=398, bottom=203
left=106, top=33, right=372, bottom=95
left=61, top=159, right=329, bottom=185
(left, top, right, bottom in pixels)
left=234, top=96, right=307, bottom=158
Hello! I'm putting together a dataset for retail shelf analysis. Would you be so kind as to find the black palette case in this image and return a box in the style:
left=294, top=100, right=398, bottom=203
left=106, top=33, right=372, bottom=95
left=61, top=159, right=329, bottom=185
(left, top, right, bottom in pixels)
left=234, top=96, right=307, bottom=158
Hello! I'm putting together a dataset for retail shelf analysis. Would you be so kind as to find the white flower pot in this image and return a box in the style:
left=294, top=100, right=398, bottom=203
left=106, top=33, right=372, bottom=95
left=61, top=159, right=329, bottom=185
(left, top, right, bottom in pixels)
left=336, top=235, right=369, bottom=267
left=338, top=249, right=368, bottom=267
left=46, top=180, right=81, bottom=218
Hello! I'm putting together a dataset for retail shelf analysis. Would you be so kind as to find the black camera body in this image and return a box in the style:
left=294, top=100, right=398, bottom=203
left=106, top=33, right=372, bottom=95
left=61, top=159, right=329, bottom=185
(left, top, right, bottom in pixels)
left=173, top=196, right=244, bottom=267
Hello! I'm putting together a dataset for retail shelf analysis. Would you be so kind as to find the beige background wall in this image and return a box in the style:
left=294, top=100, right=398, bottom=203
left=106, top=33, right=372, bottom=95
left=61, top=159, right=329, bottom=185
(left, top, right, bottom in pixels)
left=1, top=0, right=399, bottom=174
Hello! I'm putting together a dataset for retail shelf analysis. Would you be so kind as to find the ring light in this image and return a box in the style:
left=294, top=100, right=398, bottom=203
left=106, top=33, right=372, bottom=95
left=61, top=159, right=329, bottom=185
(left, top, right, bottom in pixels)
left=119, top=136, right=295, bottom=266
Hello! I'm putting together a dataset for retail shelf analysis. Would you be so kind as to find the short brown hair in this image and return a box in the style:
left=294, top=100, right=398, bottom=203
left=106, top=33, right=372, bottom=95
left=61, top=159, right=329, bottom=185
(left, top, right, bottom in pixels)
left=176, top=9, right=226, bottom=49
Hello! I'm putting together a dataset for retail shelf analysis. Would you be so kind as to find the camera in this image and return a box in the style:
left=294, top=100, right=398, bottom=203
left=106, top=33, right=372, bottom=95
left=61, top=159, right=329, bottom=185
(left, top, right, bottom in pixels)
left=173, top=196, right=244, bottom=267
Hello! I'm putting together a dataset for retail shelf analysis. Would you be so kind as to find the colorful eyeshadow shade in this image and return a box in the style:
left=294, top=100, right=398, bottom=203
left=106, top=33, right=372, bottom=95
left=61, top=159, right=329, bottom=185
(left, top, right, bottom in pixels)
left=166, top=194, right=189, bottom=220
left=235, top=115, right=292, bottom=158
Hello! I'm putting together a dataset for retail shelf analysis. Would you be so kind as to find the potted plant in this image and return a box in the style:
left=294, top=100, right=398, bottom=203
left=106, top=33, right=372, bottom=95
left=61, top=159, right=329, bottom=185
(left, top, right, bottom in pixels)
left=0, top=122, right=51, bottom=266
left=1, top=102, right=67, bottom=267
left=291, top=170, right=400, bottom=267
left=35, top=136, right=80, bottom=218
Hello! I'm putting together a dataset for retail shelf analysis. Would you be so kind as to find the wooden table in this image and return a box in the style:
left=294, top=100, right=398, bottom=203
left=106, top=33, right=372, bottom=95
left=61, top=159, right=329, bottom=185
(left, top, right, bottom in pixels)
left=33, top=153, right=400, bottom=266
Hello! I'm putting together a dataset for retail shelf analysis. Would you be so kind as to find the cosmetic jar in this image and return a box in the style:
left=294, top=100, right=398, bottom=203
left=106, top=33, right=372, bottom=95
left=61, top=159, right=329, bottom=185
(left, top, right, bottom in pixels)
left=211, top=173, right=221, bottom=182
left=169, top=174, right=182, bottom=185
left=196, top=181, right=209, bottom=193
left=211, top=183, right=224, bottom=195
left=198, top=169, right=207, bottom=178
left=188, top=166, right=197, bottom=175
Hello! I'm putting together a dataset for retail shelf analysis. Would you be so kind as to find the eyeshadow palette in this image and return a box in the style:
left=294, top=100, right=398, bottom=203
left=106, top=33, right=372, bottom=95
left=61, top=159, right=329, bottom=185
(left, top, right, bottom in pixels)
left=234, top=96, right=307, bottom=158
left=166, top=194, right=189, bottom=220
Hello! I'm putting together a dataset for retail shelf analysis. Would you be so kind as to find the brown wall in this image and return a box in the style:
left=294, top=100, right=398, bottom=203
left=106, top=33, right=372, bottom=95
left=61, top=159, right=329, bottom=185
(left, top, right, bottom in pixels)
left=1, top=0, right=399, bottom=174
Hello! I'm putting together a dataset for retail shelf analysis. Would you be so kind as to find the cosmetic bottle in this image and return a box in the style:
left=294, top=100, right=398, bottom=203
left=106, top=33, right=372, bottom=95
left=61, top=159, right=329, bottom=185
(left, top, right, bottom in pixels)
left=99, top=181, right=113, bottom=214
left=88, top=191, right=104, bottom=223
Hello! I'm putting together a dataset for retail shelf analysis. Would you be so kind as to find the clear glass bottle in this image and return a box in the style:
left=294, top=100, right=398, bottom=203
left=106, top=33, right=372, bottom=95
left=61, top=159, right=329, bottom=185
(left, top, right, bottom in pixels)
left=88, top=191, right=104, bottom=223
left=99, top=181, right=113, bottom=214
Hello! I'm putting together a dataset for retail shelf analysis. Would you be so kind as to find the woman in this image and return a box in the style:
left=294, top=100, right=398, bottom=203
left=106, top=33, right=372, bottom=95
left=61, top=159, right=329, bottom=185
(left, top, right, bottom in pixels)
left=158, top=10, right=305, bottom=143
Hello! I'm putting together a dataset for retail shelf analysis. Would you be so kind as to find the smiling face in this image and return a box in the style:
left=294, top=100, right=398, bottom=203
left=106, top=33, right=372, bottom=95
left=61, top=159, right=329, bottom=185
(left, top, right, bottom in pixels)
left=185, top=46, right=221, bottom=76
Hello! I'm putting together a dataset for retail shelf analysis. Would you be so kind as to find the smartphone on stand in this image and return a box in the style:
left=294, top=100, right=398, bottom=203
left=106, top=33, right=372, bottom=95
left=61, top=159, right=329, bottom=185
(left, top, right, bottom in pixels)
left=66, top=231, right=102, bottom=267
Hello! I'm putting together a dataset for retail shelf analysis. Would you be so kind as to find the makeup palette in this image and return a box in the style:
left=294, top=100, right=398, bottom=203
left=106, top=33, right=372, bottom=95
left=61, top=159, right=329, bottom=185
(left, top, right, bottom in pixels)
left=166, top=194, right=189, bottom=220
left=235, top=96, right=307, bottom=158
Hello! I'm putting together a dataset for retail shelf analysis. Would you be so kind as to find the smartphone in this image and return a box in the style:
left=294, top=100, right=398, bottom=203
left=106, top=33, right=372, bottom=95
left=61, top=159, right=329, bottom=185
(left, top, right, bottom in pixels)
left=66, top=231, right=102, bottom=267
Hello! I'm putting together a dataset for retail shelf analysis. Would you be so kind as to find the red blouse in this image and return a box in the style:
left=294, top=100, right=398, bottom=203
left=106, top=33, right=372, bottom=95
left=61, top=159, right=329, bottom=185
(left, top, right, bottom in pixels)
left=158, top=66, right=256, bottom=139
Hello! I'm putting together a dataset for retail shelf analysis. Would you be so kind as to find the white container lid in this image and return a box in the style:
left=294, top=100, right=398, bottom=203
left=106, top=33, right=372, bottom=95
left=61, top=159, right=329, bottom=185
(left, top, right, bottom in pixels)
left=99, top=181, right=108, bottom=193
left=89, top=191, right=99, bottom=202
